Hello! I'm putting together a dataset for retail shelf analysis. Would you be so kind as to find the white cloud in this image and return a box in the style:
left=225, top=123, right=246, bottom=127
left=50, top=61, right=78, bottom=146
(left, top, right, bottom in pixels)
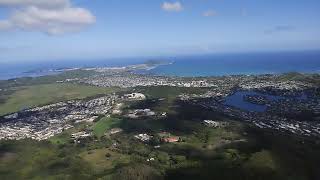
left=162, top=2, right=183, bottom=12
left=0, top=0, right=95, bottom=35
left=0, top=0, right=69, bottom=9
left=202, top=10, right=217, bottom=17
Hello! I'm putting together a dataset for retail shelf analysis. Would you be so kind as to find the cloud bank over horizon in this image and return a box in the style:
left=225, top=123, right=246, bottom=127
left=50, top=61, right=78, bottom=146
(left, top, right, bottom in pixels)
left=0, top=0, right=95, bottom=35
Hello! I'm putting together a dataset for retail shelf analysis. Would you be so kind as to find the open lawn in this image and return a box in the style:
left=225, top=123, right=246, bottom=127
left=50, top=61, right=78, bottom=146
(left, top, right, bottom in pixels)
left=0, top=83, right=118, bottom=116
left=93, top=117, right=121, bottom=138
left=81, top=148, right=130, bottom=173
left=49, top=122, right=92, bottom=145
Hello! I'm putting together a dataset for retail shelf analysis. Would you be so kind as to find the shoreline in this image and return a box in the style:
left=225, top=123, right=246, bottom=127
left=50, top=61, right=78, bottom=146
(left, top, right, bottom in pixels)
left=0, top=61, right=319, bottom=81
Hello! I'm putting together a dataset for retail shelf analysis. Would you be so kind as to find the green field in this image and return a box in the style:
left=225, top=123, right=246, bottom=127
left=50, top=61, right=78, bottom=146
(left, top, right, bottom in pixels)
left=0, top=83, right=117, bottom=116
left=93, top=117, right=121, bottom=138
left=80, top=148, right=131, bottom=173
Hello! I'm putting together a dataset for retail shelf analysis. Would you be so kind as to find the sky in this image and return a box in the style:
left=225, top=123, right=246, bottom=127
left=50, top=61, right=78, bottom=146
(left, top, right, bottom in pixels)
left=0, top=0, right=320, bottom=63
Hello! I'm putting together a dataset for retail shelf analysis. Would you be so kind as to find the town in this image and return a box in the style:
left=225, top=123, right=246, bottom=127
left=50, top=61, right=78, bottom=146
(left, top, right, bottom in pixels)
left=0, top=67, right=319, bottom=141
left=0, top=94, right=118, bottom=140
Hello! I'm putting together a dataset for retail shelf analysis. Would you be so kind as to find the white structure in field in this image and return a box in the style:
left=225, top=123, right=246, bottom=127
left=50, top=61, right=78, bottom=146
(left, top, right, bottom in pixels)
left=124, top=93, right=146, bottom=100
left=108, top=128, right=123, bottom=135
left=71, top=131, right=92, bottom=139
left=134, top=133, right=153, bottom=142
left=203, top=120, right=220, bottom=128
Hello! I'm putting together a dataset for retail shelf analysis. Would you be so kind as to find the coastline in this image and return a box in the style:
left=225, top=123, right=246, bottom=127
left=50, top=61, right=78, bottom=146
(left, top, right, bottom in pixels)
left=1, top=50, right=320, bottom=80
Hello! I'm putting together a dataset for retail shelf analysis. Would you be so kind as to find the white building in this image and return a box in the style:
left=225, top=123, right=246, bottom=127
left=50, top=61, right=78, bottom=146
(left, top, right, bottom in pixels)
left=203, top=120, right=220, bottom=128
left=124, top=93, right=146, bottom=100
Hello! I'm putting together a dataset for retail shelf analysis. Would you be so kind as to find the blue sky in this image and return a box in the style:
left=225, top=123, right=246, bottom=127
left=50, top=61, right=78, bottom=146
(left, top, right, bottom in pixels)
left=0, top=0, right=320, bottom=63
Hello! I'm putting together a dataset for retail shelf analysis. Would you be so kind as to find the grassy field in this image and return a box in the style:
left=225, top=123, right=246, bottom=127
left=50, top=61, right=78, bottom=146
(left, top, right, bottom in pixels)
left=80, top=148, right=131, bottom=173
left=0, top=83, right=118, bottom=116
left=93, top=117, right=122, bottom=138
left=49, top=122, right=93, bottom=145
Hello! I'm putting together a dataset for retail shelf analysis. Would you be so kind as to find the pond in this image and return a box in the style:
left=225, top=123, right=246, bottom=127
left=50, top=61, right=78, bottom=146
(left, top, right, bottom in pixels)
left=224, top=91, right=307, bottom=112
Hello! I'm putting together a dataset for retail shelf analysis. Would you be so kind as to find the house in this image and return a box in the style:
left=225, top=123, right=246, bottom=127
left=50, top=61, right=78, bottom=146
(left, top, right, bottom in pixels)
left=127, top=109, right=156, bottom=118
left=71, top=131, right=91, bottom=139
left=108, top=128, right=123, bottom=135
left=203, top=120, right=228, bottom=128
left=124, top=93, right=146, bottom=100
left=203, top=120, right=220, bottom=127
left=158, top=132, right=180, bottom=143
left=4, top=113, right=18, bottom=119
left=134, top=133, right=153, bottom=142
left=162, top=136, right=180, bottom=143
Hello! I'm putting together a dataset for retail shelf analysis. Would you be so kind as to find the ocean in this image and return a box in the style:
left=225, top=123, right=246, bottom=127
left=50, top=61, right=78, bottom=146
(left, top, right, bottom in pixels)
left=0, top=51, right=320, bottom=80
left=0, top=58, right=144, bottom=80
left=148, top=51, right=320, bottom=77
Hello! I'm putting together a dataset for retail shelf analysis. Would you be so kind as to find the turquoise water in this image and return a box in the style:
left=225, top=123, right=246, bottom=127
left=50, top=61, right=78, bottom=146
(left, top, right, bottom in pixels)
left=1, top=50, right=320, bottom=80
left=0, top=58, right=145, bottom=80
left=149, top=51, right=320, bottom=77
